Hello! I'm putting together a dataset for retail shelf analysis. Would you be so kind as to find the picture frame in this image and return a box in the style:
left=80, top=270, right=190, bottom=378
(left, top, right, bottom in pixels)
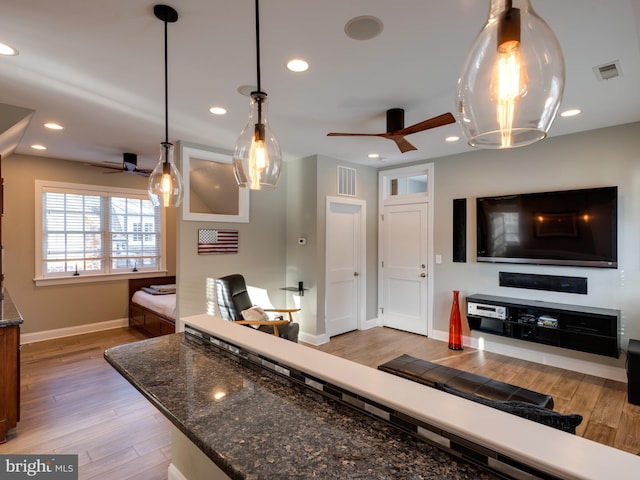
left=179, top=141, right=250, bottom=223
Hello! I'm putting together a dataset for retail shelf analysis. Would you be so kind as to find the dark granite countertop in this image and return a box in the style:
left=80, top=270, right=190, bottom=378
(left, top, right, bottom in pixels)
left=105, top=333, right=499, bottom=480
left=0, top=290, right=23, bottom=328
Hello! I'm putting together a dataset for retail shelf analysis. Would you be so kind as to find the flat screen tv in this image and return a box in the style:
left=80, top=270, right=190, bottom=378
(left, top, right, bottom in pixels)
left=476, top=186, right=618, bottom=268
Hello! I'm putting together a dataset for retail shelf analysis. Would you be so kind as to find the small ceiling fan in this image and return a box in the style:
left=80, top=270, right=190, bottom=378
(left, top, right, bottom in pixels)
left=327, top=108, right=456, bottom=153
left=89, top=153, right=153, bottom=176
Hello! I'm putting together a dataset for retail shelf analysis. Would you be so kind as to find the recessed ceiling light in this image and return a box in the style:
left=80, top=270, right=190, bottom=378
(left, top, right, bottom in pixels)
left=43, top=122, right=64, bottom=130
left=445, top=136, right=460, bottom=142
left=286, top=59, right=309, bottom=72
left=560, top=109, right=581, bottom=117
left=31, top=144, right=47, bottom=150
left=208, top=106, right=227, bottom=115
left=368, top=153, right=379, bottom=158
left=0, top=42, right=18, bottom=56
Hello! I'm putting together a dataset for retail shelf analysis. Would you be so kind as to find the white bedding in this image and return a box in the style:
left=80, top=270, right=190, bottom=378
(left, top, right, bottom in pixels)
left=132, top=290, right=176, bottom=320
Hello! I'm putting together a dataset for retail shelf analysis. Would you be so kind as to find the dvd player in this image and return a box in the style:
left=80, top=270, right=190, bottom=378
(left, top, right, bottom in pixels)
left=467, top=302, right=507, bottom=320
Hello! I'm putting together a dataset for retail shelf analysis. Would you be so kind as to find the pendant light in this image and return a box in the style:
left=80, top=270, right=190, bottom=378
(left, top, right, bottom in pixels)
left=232, top=0, right=282, bottom=190
left=456, top=0, right=565, bottom=149
left=148, top=4, right=184, bottom=207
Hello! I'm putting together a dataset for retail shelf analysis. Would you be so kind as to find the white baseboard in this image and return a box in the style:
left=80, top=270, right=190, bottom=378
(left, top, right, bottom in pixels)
left=20, top=318, right=129, bottom=344
left=168, top=464, right=188, bottom=480
left=299, top=331, right=330, bottom=346
left=299, top=317, right=381, bottom=346
left=431, top=328, right=627, bottom=383
left=362, top=317, right=382, bottom=330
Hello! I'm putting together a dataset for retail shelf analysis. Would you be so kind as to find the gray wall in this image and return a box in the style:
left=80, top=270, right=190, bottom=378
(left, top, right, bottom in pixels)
left=176, top=146, right=288, bottom=320
left=425, top=122, right=640, bottom=354
left=283, top=155, right=378, bottom=338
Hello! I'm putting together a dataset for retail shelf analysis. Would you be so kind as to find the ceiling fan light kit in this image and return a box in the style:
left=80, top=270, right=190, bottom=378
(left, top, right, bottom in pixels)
left=233, top=0, right=282, bottom=190
left=148, top=4, right=184, bottom=208
left=456, top=0, right=565, bottom=149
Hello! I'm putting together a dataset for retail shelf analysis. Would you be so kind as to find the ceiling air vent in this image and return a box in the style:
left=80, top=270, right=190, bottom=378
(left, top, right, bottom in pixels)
left=337, top=166, right=356, bottom=197
left=593, top=60, right=622, bottom=81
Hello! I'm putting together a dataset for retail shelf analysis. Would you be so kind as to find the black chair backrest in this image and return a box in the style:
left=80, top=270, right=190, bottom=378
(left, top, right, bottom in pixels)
left=215, top=274, right=253, bottom=320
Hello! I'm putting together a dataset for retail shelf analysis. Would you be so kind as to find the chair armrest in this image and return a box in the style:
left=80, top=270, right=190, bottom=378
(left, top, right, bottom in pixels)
left=263, top=308, right=301, bottom=322
left=235, top=320, right=290, bottom=326
left=234, top=319, right=290, bottom=337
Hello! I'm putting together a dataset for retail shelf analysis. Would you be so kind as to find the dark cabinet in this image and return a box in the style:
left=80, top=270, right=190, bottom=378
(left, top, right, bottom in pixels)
left=466, top=294, right=620, bottom=358
left=0, top=324, right=19, bottom=443
left=129, top=303, right=174, bottom=338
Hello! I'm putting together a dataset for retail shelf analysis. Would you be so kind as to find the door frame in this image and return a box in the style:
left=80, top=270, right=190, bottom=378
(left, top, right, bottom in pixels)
left=378, top=163, right=435, bottom=336
left=325, top=196, right=367, bottom=332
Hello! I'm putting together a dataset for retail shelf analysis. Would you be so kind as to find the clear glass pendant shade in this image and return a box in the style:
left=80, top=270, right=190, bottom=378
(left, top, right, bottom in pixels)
left=233, top=92, right=282, bottom=190
left=148, top=142, right=184, bottom=207
left=456, top=0, right=565, bottom=149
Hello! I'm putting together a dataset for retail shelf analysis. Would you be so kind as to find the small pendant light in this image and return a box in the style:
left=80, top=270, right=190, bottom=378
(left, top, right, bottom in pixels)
left=456, top=0, right=565, bottom=149
left=148, top=4, right=184, bottom=207
left=233, top=0, right=282, bottom=190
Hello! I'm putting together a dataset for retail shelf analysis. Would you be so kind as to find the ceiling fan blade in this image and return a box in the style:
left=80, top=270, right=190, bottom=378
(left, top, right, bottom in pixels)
left=388, top=135, right=417, bottom=153
left=397, top=112, right=456, bottom=136
left=327, top=132, right=385, bottom=137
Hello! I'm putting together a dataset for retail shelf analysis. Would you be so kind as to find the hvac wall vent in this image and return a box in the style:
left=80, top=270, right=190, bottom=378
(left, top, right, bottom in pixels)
left=337, top=165, right=356, bottom=197
left=593, top=60, right=622, bottom=81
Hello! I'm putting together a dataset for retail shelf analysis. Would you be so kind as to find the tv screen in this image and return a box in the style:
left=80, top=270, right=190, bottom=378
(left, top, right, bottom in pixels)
left=476, top=186, right=617, bottom=268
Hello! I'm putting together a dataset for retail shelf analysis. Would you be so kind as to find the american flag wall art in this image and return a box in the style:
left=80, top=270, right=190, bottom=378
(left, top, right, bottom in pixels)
left=198, top=229, right=239, bottom=255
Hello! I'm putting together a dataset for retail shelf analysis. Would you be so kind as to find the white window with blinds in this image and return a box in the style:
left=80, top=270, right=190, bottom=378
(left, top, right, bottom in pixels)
left=34, top=180, right=166, bottom=285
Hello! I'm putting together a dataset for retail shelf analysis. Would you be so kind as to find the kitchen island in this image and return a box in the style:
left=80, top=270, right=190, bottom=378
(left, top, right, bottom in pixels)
left=105, top=314, right=640, bottom=479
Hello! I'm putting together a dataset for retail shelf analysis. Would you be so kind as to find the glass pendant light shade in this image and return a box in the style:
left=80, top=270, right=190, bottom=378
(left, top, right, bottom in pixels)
left=233, top=92, right=282, bottom=190
left=148, top=142, right=184, bottom=207
left=456, top=0, right=565, bottom=149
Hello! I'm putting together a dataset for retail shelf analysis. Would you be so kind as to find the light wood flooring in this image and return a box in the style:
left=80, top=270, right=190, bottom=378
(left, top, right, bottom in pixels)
left=0, top=328, right=172, bottom=480
left=0, top=326, right=638, bottom=480
left=310, top=327, right=640, bottom=454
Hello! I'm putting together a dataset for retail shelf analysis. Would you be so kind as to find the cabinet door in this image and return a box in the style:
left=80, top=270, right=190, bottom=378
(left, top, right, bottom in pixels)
left=0, top=326, right=19, bottom=443
left=159, top=319, right=175, bottom=336
left=130, top=304, right=145, bottom=328
left=144, top=312, right=161, bottom=337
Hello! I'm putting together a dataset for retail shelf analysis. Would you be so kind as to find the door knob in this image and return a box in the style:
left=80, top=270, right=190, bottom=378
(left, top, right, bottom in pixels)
left=420, top=273, right=426, bottom=278
left=354, top=272, right=360, bottom=276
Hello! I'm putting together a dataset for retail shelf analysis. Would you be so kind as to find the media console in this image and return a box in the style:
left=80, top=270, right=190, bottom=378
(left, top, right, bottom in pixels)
left=465, top=294, right=620, bottom=358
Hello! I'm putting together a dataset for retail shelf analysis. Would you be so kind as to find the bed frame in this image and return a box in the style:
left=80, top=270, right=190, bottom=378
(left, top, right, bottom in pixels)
left=128, top=276, right=176, bottom=338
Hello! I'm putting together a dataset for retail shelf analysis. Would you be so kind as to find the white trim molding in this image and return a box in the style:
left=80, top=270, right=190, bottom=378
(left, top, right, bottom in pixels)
left=20, top=318, right=128, bottom=344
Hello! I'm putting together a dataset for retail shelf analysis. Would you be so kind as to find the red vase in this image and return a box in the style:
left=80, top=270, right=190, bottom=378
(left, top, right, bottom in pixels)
left=448, top=290, right=463, bottom=350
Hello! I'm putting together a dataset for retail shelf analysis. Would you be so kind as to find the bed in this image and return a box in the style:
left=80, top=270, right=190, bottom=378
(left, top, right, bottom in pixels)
left=128, top=276, right=176, bottom=337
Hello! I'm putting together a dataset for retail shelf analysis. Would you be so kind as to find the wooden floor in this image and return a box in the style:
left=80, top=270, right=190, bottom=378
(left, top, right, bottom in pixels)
left=311, top=327, right=640, bottom=454
left=0, top=326, right=638, bottom=480
left=0, top=328, right=172, bottom=480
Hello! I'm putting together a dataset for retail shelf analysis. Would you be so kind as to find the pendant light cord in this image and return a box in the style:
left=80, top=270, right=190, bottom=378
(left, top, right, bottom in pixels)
left=253, top=0, right=264, bottom=126
left=255, top=0, right=261, bottom=94
left=164, top=18, right=169, bottom=146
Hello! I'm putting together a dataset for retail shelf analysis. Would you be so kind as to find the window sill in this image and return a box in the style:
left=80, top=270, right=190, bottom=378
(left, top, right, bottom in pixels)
left=33, top=270, right=170, bottom=287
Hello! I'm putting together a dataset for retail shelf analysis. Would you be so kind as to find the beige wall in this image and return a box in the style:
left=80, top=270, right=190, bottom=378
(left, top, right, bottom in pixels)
left=3, top=154, right=176, bottom=334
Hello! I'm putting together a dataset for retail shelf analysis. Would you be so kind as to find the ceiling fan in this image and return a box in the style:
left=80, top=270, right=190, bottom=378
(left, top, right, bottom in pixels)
left=327, top=108, right=456, bottom=153
left=89, top=153, right=153, bottom=176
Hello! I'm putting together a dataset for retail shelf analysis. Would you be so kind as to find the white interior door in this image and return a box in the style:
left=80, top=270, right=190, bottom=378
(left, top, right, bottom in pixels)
left=325, top=197, right=365, bottom=337
left=381, top=203, right=428, bottom=335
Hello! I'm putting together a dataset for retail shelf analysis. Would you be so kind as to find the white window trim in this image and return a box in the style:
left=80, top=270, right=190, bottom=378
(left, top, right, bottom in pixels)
left=34, top=180, right=167, bottom=286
